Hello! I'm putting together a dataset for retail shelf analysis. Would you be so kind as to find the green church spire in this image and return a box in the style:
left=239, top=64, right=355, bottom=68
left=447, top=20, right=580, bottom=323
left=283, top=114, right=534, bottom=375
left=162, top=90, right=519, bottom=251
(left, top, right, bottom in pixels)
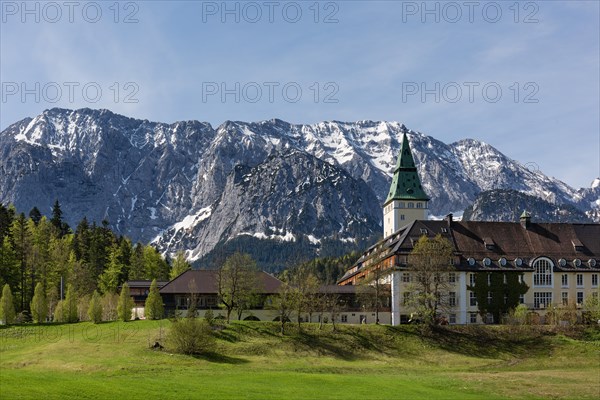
left=385, top=133, right=429, bottom=204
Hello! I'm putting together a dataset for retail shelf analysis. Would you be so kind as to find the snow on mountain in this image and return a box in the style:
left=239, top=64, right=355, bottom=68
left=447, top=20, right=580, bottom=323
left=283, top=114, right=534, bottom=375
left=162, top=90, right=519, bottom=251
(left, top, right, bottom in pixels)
left=1, top=108, right=597, bottom=267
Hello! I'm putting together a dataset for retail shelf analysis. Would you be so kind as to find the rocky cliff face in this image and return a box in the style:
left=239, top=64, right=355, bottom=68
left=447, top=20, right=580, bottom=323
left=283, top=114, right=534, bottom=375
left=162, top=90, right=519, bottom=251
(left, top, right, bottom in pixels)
left=1, top=108, right=597, bottom=267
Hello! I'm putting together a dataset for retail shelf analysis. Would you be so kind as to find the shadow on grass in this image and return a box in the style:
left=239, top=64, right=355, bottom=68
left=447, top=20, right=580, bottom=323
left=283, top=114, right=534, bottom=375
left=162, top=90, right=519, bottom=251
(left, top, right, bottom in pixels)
left=192, top=351, right=249, bottom=365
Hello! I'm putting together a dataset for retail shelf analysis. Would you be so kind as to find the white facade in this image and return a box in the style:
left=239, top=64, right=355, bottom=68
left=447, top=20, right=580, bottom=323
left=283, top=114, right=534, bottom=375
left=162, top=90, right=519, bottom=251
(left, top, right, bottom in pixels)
left=383, top=200, right=428, bottom=238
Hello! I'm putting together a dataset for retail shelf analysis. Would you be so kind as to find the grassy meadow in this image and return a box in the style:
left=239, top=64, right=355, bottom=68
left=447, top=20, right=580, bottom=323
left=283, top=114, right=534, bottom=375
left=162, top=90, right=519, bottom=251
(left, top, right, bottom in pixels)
left=1, top=320, right=599, bottom=399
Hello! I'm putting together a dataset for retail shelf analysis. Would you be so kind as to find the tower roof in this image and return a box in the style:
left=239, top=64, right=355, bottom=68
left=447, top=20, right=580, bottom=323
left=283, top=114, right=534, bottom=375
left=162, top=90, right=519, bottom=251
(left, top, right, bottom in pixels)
left=385, top=133, right=429, bottom=203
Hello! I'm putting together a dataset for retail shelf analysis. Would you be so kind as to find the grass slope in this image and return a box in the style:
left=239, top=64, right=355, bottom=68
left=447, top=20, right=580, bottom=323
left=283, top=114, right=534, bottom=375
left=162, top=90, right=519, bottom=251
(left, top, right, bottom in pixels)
left=1, top=320, right=599, bottom=400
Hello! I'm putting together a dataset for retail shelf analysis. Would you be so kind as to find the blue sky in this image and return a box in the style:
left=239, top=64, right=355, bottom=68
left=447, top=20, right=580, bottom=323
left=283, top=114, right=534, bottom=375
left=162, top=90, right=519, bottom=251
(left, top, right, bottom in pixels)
left=1, top=0, right=599, bottom=188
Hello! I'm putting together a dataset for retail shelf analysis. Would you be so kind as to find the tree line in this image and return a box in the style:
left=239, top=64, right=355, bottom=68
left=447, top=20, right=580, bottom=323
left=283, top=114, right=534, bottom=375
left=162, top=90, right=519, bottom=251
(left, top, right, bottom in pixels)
left=0, top=201, right=190, bottom=322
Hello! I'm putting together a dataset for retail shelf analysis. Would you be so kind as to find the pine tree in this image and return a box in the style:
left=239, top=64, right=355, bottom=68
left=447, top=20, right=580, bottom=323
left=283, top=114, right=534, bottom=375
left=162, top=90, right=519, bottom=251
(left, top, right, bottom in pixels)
left=0, top=284, right=16, bottom=325
left=30, top=282, right=48, bottom=323
left=10, top=213, right=32, bottom=311
left=50, top=200, right=70, bottom=236
left=99, top=244, right=125, bottom=294
left=129, top=243, right=146, bottom=280
left=0, top=236, right=19, bottom=291
left=169, top=250, right=191, bottom=279
left=145, top=279, right=164, bottom=320
left=117, top=282, right=133, bottom=322
left=87, top=290, right=103, bottom=323
left=28, top=207, right=42, bottom=225
left=0, top=204, right=16, bottom=242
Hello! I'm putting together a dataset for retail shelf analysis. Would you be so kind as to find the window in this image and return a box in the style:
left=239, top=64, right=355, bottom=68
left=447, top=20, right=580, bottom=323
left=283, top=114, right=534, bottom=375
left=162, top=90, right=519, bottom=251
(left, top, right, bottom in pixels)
left=483, top=258, right=492, bottom=267
left=503, top=274, right=507, bottom=284
left=408, top=202, right=414, bottom=208
left=398, top=202, right=405, bottom=208
left=577, top=292, right=584, bottom=305
left=561, top=292, right=568, bottom=306
left=533, top=292, right=552, bottom=309
left=592, top=274, right=598, bottom=287
left=420, top=228, right=428, bottom=235
left=469, top=292, right=477, bottom=306
left=519, top=294, right=525, bottom=304
left=400, top=214, right=405, bottom=221
left=341, top=315, right=348, bottom=323
left=402, top=272, right=411, bottom=283
left=487, top=274, right=491, bottom=286
left=417, top=202, right=423, bottom=208
left=468, top=258, right=476, bottom=266
left=561, top=274, right=568, bottom=288
left=469, top=273, right=476, bottom=286
left=576, top=274, right=583, bottom=287
left=448, top=273, right=456, bottom=283
left=449, top=314, right=456, bottom=324
left=470, top=313, right=478, bottom=324
left=485, top=314, right=494, bottom=324
left=487, top=291, right=492, bottom=305
left=533, top=258, right=553, bottom=286
left=449, top=292, right=457, bottom=307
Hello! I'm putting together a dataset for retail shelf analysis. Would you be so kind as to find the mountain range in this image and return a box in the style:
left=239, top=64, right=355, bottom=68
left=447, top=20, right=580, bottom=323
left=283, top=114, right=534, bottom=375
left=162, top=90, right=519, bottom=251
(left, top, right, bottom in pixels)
left=1, top=108, right=598, bottom=269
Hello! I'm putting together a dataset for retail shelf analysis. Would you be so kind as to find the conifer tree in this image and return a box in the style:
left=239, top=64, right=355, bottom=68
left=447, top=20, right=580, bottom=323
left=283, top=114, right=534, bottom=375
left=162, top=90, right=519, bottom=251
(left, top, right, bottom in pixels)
left=145, top=279, right=164, bottom=320
left=50, top=200, right=70, bottom=236
left=29, top=207, right=42, bottom=225
left=0, top=236, right=19, bottom=291
left=10, top=213, right=32, bottom=310
left=129, top=243, right=146, bottom=280
left=144, top=245, right=169, bottom=280
left=99, top=244, right=125, bottom=294
left=169, top=250, right=191, bottom=279
left=30, top=282, right=48, bottom=323
left=0, top=284, right=16, bottom=325
left=87, top=290, right=103, bottom=323
left=117, top=282, right=133, bottom=322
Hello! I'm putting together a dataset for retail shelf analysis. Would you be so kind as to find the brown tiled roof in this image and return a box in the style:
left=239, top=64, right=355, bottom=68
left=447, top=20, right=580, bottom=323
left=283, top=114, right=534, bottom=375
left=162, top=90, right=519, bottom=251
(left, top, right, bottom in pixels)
left=159, top=270, right=283, bottom=294
left=340, top=220, right=600, bottom=283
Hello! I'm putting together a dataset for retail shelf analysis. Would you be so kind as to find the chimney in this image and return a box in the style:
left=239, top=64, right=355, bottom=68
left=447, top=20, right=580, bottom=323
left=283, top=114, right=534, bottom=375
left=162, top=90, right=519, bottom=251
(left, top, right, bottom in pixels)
left=446, top=213, right=453, bottom=228
left=520, top=211, right=531, bottom=229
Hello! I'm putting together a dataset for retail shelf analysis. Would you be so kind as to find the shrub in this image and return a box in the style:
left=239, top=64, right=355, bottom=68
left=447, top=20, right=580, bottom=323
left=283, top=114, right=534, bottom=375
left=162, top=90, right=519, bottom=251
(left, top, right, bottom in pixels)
left=101, top=293, right=119, bottom=321
left=204, top=309, right=215, bottom=326
left=117, top=283, right=134, bottom=322
left=167, top=318, right=215, bottom=355
left=145, top=279, right=164, bottom=320
left=30, top=283, right=48, bottom=323
left=0, top=284, right=16, bottom=325
left=88, top=291, right=103, bottom=324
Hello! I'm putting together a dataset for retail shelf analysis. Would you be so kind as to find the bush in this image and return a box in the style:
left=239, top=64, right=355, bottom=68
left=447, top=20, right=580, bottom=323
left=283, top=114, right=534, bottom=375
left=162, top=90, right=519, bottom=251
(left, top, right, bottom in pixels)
left=101, top=293, right=119, bottom=321
left=204, top=309, right=215, bottom=326
left=0, top=284, right=16, bottom=325
left=88, top=291, right=103, bottom=324
left=145, top=279, right=164, bottom=320
left=167, top=318, right=215, bottom=355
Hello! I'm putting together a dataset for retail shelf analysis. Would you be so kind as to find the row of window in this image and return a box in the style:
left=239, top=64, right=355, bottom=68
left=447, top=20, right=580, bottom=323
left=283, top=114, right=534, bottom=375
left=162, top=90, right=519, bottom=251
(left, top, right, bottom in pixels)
left=400, top=271, right=599, bottom=288
left=467, top=257, right=598, bottom=269
left=384, top=201, right=428, bottom=213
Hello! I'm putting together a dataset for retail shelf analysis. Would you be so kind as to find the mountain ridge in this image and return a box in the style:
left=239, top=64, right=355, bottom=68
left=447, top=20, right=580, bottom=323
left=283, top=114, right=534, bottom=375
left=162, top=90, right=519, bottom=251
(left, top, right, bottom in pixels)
left=1, top=108, right=598, bottom=268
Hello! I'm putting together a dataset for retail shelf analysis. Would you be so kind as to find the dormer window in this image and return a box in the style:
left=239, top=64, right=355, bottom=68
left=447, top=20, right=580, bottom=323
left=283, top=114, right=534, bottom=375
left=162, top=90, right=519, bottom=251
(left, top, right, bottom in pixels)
left=499, top=257, right=507, bottom=267
left=483, top=237, right=496, bottom=250
left=515, top=258, right=523, bottom=267
left=574, top=259, right=582, bottom=268
left=468, top=257, right=476, bottom=266
left=483, top=257, right=492, bottom=267
left=558, top=258, right=567, bottom=267
left=589, top=259, right=598, bottom=268
left=572, top=239, right=584, bottom=252
left=420, top=228, right=428, bottom=235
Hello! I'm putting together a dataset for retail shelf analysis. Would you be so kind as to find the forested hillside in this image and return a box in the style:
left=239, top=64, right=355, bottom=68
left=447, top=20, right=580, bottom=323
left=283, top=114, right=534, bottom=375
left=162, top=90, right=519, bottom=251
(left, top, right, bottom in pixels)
left=0, top=201, right=171, bottom=315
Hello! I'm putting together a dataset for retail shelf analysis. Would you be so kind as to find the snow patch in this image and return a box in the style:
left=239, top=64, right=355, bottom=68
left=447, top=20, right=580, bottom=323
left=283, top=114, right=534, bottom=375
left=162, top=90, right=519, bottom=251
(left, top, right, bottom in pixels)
left=173, top=206, right=212, bottom=231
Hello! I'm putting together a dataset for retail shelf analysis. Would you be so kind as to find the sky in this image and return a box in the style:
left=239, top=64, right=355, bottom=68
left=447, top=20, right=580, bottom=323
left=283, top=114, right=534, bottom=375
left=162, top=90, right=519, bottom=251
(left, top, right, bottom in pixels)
left=1, top=0, right=599, bottom=189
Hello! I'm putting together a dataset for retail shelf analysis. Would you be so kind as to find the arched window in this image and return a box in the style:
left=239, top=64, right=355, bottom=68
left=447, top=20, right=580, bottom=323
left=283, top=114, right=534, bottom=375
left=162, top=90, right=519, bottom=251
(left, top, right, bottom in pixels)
left=533, top=257, right=553, bottom=287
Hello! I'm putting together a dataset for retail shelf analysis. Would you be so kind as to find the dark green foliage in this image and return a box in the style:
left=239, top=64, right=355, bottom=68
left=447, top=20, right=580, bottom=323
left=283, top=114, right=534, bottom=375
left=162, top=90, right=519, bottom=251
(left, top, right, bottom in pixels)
left=0, top=203, right=170, bottom=314
left=283, top=251, right=361, bottom=285
left=469, top=272, right=529, bottom=323
left=197, top=234, right=378, bottom=274
left=28, top=207, right=42, bottom=225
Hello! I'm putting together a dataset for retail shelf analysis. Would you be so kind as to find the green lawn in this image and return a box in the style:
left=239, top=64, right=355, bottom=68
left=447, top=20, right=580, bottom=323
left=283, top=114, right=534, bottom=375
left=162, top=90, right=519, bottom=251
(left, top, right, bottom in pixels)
left=1, top=320, right=598, bottom=399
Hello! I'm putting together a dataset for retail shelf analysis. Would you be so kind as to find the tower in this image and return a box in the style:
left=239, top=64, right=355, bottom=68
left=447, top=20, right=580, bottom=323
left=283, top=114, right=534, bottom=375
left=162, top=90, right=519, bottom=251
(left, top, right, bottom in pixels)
left=383, top=133, right=429, bottom=237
